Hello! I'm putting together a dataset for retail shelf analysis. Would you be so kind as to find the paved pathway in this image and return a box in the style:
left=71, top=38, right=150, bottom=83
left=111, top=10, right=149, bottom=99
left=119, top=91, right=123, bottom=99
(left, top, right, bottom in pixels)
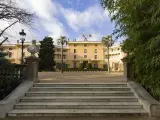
left=38, top=72, right=126, bottom=83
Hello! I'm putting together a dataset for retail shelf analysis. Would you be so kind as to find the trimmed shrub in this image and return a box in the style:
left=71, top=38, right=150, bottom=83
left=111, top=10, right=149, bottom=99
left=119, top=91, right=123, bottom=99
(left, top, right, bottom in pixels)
left=87, top=63, right=92, bottom=69
left=79, top=63, right=83, bottom=69
left=103, top=64, right=108, bottom=71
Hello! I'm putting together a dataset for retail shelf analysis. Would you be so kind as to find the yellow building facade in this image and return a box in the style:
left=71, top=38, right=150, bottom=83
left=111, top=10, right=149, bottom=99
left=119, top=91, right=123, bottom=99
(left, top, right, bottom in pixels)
left=1, top=41, right=125, bottom=71
left=67, top=41, right=104, bottom=69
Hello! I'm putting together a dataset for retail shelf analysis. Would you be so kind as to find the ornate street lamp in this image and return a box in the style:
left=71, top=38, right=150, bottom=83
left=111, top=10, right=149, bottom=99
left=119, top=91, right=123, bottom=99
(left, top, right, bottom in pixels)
left=19, top=29, right=26, bottom=64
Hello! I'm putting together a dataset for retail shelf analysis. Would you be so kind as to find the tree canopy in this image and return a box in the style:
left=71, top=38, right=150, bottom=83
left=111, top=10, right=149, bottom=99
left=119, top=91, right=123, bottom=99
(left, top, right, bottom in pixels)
left=100, top=0, right=160, bottom=97
left=39, top=37, right=55, bottom=71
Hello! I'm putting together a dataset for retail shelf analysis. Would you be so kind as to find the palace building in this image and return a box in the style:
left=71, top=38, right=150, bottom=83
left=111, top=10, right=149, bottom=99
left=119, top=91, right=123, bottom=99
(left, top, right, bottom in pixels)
left=1, top=40, right=125, bottom=72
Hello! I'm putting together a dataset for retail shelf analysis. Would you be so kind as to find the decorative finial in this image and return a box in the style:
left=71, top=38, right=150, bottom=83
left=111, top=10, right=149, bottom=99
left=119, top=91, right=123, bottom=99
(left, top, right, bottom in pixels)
left=27, top=40, right=39, bottom=56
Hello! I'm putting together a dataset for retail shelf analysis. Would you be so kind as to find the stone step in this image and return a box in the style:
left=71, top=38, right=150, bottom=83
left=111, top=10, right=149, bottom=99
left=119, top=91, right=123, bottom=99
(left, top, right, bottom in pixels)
left=15, top=103, right=143, bottom=109
left=8, top=109, right=148, bottom=117
left=16, top=102, right=141, bottom=106
left=30, top=87, right=130, bottom=91
left=20, top=96, right=138, bottom=102
left=34, top=83, right=127, bottom=87
left=25, top=91, right=134, bottom=97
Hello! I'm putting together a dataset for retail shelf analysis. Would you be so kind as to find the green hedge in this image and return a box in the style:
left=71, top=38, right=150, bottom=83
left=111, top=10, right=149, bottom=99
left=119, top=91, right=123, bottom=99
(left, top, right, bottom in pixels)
left=64, top=68, right=107, bottom=71
left=79, top=63, right=83, bottom=69
left=0, top=64, right=24, bottom=100
left=0, top=75, right=21, bottom=100
left=87, top=63, right=92, bottom=69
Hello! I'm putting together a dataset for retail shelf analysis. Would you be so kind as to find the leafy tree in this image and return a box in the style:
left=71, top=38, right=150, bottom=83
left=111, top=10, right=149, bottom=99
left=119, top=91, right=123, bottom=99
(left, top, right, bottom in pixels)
left=100, top=0, right=160, bottom=97
left=39, top=37, right=55, bottom=71
left=0, top=47, right=11, bottom=66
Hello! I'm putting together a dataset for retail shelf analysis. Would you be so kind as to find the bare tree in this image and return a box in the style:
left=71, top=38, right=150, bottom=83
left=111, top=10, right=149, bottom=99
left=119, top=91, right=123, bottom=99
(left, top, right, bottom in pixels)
left=0, top=0, right=35, bottom=45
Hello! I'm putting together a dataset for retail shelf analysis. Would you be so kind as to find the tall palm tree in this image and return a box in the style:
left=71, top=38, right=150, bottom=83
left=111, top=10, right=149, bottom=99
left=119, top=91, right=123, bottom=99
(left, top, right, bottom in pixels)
left=57, top=36, right=68, bottom=73
left=102, top=36, right=114, bottom=73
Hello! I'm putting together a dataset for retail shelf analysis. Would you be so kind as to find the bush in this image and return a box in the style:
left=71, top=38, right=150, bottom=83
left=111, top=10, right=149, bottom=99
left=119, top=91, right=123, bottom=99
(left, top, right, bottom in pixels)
left=87, top=63, right=92, bottom=69
left=103, top=64, right=108, bottom=71
left=79, top=63, right=83, bottom=69
left=0, top=64, right=23, bottom=100
left=0, top=75, right=21, bottom=100
left=64, top=68, right=107, bottom=72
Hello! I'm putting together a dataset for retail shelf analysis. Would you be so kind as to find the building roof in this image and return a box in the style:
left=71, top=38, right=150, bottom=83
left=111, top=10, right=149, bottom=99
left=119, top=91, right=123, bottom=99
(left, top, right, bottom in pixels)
left=2, top=41, right=121, bottom=48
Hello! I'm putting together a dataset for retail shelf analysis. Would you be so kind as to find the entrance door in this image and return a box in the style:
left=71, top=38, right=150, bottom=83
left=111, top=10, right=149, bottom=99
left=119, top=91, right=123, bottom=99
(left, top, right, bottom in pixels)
left=83, top=61, right=88, bottom=68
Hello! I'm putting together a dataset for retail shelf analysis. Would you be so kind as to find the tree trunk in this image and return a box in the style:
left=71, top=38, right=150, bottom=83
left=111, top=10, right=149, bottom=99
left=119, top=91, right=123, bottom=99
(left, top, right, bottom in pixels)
left=61, top=44, right=63, bottom=73
left=107, top=45, right=110, bottom=73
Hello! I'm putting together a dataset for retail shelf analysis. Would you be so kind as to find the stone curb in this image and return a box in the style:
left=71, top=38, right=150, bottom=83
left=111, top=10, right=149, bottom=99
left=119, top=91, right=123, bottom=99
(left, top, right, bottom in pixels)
left=128, top=82, right=160, bottom=117
left=0, top=81, right=33, bottom=118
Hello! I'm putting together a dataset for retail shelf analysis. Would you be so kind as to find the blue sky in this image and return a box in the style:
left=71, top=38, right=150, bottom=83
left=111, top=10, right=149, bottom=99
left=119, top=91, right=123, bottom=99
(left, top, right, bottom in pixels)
left=29, top=0, right=116, bottom=43
left=0, top=0, right=121, bottom=44
left=54, top=0, right=115, bottom=41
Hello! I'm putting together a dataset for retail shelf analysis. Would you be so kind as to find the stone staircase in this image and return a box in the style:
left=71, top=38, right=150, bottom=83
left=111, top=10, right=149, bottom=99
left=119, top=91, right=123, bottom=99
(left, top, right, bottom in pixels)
left=8, top=83, right=148, bottom=118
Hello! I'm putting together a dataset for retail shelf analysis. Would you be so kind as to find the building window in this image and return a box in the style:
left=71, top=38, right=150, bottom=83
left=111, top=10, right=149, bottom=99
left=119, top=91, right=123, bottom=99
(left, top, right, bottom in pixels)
left=74, top=44, right=76, bottom=47
left=105, top=55, right=109, bottom=59
left=95, top=44, right=97, bottom=47
left=73, top=62, right=76, bottom=68
left=9, top=48, right=12, bottom=50
left=57, top=55, right=60, bottom=59
left=84, top=49, right=87, bottom=53
left=74, top=55, right=76, bottom=59
left=57, top=49, right=60, bottom=52
left=74, top=49, right=76, bottom=53
left=95, top=49, right=97, bottom=53
left=118, top=48, right=120, bottom=50
left=63, top=50, right=67, bottom=52
left=63, top=55, right=66, bottom=59
left=95, top=55, right=97, bottom=60
left=84, top=55, right=87, bottom=58
left=84, top=44, right=87, bottom=47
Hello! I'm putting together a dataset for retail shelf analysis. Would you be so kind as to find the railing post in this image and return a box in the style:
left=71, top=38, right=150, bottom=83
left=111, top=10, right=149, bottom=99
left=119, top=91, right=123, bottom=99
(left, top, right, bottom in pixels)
left=24, top=40, right=39, bottom=82
left=122, top=57, right=128, bottom=81
left=24, top=56, right=39, bottom=82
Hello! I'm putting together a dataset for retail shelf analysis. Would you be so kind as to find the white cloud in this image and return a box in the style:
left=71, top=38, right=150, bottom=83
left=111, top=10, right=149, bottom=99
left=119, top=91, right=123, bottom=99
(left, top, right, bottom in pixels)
left=25, top=0, right=68, bottom=41
left=27, top=0, right=57, bottom=21
left=62, top=4, right=109, bottom=31
left=0, top=20, right=39, bottom=44
left=42, top=18, right=68, bottom=40
left=0, top=0, right=112, bottom=44
left=0, top=0, right=67, bottom=44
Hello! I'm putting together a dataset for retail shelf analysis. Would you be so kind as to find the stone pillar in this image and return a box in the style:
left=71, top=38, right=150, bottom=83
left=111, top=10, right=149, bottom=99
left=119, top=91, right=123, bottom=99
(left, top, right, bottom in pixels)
left=122, top=57, right=128, bottom=81
left=24, top=56, right=39, bottom=82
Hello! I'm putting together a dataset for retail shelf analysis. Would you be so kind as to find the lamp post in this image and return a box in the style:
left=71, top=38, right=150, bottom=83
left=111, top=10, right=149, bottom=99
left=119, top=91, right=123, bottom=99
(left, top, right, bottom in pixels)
left=19, top=29, right=26, bottom=64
